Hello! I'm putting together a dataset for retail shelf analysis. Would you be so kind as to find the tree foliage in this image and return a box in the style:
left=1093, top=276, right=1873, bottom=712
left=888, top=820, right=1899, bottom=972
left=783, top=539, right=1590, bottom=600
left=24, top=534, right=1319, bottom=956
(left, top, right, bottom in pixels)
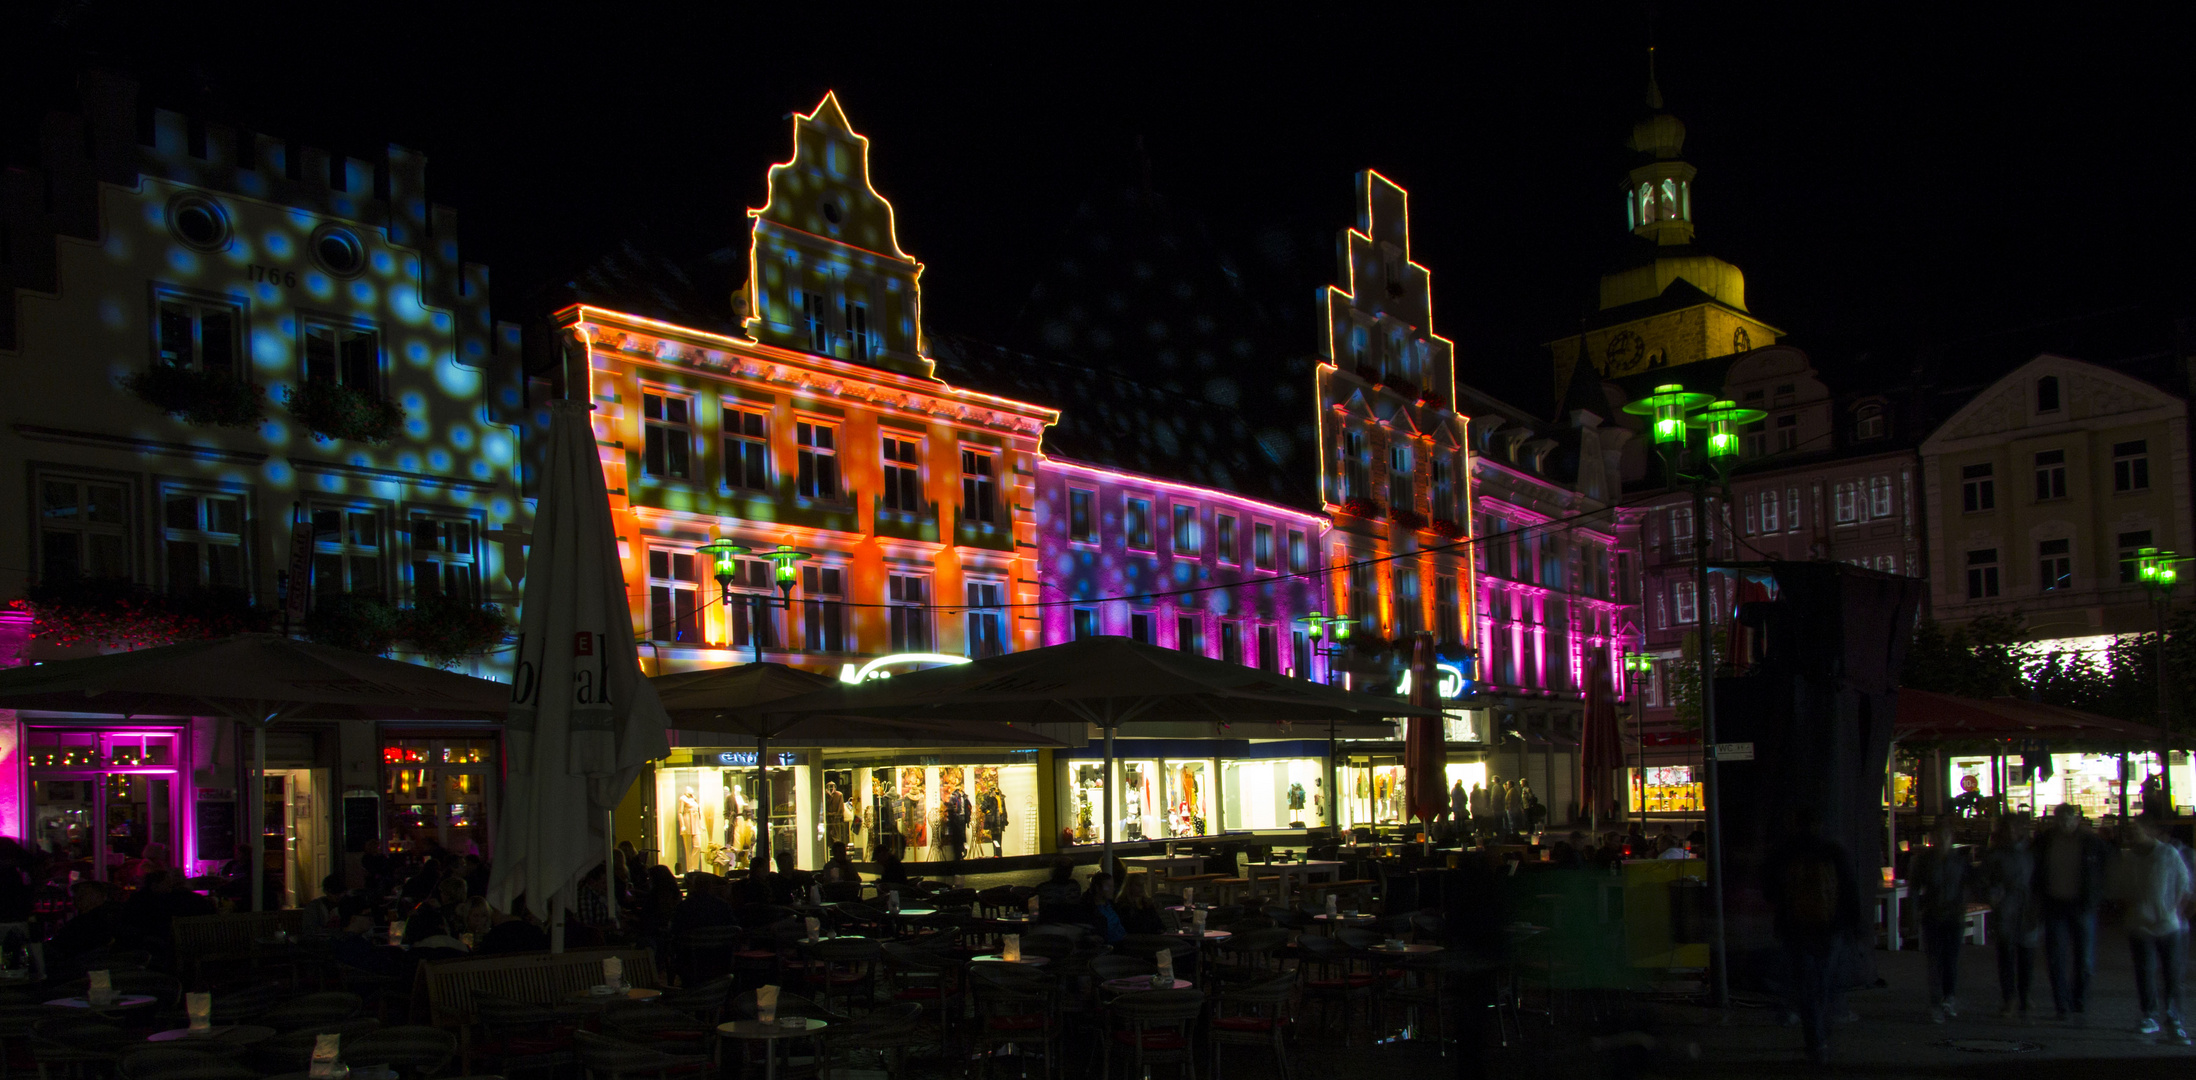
left=1900, top=610, right=2196, bottom=732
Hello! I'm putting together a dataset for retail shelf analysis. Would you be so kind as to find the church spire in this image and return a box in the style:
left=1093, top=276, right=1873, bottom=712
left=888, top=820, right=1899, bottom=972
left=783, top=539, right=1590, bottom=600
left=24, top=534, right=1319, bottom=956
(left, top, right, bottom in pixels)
left=1623, top=48, right=1695, bottom=246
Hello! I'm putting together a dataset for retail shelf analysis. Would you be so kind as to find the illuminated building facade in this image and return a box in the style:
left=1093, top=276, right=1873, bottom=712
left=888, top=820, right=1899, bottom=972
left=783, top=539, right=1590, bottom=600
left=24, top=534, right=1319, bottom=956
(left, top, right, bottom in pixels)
left=0, top=75, right=526, bottom=891
left=554, top=96, right=1058, bottom=871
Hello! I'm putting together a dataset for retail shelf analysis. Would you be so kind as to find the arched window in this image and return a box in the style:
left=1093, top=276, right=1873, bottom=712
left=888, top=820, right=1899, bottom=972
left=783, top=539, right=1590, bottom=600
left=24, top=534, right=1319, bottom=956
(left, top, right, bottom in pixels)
left=1855, top=403, right=1887, bottom=440
left=1679, top=181, right=1691, bottom=220
left=1661, top=179, right=1679, bottom=220
left=2036, top=375, right=2061, bottom=413
left=1639, top=183, right=1657, bottom=224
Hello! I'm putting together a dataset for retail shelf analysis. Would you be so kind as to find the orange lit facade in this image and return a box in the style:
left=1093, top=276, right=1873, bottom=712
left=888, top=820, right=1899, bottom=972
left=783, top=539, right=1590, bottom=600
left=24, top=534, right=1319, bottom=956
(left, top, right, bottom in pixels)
left=554, top=95, right=1056, bottom=679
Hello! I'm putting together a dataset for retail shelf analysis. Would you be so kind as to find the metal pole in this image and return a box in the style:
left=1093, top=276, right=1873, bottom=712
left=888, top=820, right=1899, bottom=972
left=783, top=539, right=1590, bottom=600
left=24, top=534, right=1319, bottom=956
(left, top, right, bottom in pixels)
left=605, top=808, right=620, bottom=930
left=252, top=726, right=267, bottom=913
left=2157, top=593, right=2174, bottom=815
left=1693, top=482, right=1730, bottom=1009
left=1102, top=723, right=1116, bottom=876
left=755, top=733, right=771, bottom=874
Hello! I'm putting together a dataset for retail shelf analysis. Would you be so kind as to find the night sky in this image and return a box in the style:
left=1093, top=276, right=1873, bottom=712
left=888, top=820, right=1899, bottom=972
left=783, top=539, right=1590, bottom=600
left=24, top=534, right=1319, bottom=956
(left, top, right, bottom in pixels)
left=8, top=3, right=2191, bottom=413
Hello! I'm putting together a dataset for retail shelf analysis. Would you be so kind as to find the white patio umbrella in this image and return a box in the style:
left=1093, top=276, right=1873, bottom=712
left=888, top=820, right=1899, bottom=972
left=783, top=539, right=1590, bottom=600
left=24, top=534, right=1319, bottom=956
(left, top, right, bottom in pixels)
left=766, top=636, right=1435, bottom=872
left=487, top=399, right=670, bottom=948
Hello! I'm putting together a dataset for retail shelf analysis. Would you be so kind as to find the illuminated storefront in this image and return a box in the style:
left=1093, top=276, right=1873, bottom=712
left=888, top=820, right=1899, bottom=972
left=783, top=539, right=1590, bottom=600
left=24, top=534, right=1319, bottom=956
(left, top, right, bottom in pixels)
left=652, top=748, right=813, bottom=875
left=1059, top=741, right=1351, bottom=846
left=1337, top=755, right=1487, bottom=831
left=1955, top=752, right=2194, bottom=819
left=823, top=751, right=1042, bottom=863
left=1220, top=756, right=1325, bottom=831
left=1628, top=765, right=1703, bottom=815
left=382, top=736, right=497, bottom=857
left=28, top=726, right=186, bottom=881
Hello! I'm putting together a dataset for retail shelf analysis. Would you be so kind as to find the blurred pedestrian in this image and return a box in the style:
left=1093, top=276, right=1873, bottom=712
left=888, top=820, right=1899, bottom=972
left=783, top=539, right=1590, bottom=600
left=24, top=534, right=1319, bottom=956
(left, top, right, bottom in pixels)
left=2121, top=815, right=2191, bottom=1042
left=2032, top=804, right=2109, bottom=1023
left=1911, top=818, right=1972, bottom=1022
left=1762, top=808, right=1861, bottom=1066
left=1980, top=814, right=2040, bottom=1020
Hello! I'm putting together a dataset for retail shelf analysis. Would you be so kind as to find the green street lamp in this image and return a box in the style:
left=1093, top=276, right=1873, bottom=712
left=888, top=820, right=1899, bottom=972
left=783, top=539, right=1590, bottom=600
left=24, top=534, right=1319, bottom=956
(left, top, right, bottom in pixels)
left=2137, top=547, right=2185, bottom=816
left=1690, top=400, right=1768, bottom=469
left=694, top=540, right=809, bottom=663
left=1622, top=650, right=1654, bottom=831
left=1296, top=610, right=1362, bottom=835
left=1622, top=383, right=1712, bottom=449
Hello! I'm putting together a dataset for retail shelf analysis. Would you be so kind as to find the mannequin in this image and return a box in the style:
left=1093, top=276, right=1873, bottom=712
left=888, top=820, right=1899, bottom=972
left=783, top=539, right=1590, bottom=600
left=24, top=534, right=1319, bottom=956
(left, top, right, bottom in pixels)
left=825, top=781, right=848, bottom=847
left=942, top=781, right=971, bottom=861
left=731, top=811, right=756, bottom=870
left=676, top=787, right=702, bottom=872
left=977, top=779, right=1008, bottom=858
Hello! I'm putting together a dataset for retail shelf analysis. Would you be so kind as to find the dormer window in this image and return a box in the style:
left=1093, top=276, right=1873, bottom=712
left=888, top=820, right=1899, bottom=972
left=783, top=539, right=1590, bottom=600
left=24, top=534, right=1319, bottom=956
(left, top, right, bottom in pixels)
left=2036, top=375, right=2061, bottom=413
left=1854, top=403, right=1887, bottom=440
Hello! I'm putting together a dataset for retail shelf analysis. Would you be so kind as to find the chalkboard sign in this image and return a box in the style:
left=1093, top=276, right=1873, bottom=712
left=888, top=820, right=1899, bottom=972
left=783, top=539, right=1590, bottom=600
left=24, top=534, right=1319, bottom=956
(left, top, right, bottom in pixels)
left=343, top=794, right=380, bottom=853
left=195, top=800, right=237, bottom=863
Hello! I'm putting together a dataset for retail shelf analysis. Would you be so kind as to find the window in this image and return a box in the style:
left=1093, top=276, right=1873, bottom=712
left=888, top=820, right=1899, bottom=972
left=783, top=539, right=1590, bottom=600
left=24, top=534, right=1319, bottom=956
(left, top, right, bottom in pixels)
left=408, top=515, right=476, bottom=602
left=2119, top=530, right=2155, bottom=585
left=1348, top=561, right=1379, bottom=636
left=1774, top=414, right=1798, bottom=452
left=1215, top=514, right=1238, bottom=565
left=887, top=573, right=931, bottom=652
left=2034, top=449, right=2066, bottom=501
left=1431, top=456, right=1457, bottom=522
left=1961, top=463, right=1995, bottom=512
left=303, top=322, right=379, bottom=392
left=1874, top=554, right=1898, bottom=574
left=1220, top=621, right=1243, bottom=665
left=1287, top=529, right=1309, bottom=574
left=311, top=507, right=385, bottom=602
left=881, top=436, right=922, bottom=512
left=1068, top=489, right=1097, bottom=543
left=1252, top=523, right=1276, bottom=571
left=1774, top=383, right=1796, bottom=405
left=1388, top=443, right=1414, bottom=513
left=843, top=300, right=871, bottom=362
left=1669, top=506, right=1694, bottom=555
left=1743, top=420, right=1767, bottom=458
left=38, top=477, right=131, bottom=583
left=2114, top=440, right=2150, bottom=492
left=1072, top=608, right=1099, bottom=640
left=1786, top=487, right=1802, bottom=532
left=1673, top=580, right=1699, bottom=625
left=2036, top=375, right=2061, bottom=413
left=1342, top=431, right=1371, bottom=500
left=1966, top=548, right=2000, bottom=599
left=804, top=291, right=829, bottom=353
left=641, top=392, right=693, bottom=480
left=1759, top=488, right=1781, bottom=532
left=162, top=490, right=245, bottom=592
left=646, top=548, right=703, bottom=645
left=1130, top=611, right=1155, bottom=645
left=1126, top=498, right=1153, bottom=550
left=1855, top=404, right=1887, bottom=440
left=801, top=565, right=849, bottom=652
left=1834, top=481, right=1859, bottom=525
left=1868, top=476, right=1893, bottom=518
left=155, top=296, right=240, bottom=378
left=723, top=407, right=770, bottom=492
left=1435, top=573, right=1460, bottom=641
left=723, top=557, right=780, bottom=651
left=2038, top=539, right=2072, bottom=592
left=1393, top=568, right=1422, bottom=638
left=796, top=421, right=840, bottom=500
left=960, top=448, right=997, bottom=525
left=966, top=581, right=1006, bottom=658
left=1292, top=629, right=1312, bottom=679
left=1171, top=505, right=1199, bottom=555
left=1257, top=625, right=1279, bottom=672
left=1177, top=613, right=1205, bottom=656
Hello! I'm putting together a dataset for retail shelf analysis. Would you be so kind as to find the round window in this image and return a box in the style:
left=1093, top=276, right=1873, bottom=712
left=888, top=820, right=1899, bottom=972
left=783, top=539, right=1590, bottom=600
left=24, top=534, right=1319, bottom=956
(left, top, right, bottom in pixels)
left=311, top=226, right=367, bottom=278
left=819, top=199, right=843, bottom=225
left=166, top=193, right=231, bottom=251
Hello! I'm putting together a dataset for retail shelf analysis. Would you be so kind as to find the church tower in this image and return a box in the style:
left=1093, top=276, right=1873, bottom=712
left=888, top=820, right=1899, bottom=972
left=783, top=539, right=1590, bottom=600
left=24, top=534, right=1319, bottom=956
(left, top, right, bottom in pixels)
left=1549, top=50, right=1781, bottom=394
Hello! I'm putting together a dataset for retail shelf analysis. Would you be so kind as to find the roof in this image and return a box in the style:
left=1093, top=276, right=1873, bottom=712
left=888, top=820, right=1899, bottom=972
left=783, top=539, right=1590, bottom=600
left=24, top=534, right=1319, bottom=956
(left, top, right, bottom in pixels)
left=1895, top=688, right=2186, bottom=746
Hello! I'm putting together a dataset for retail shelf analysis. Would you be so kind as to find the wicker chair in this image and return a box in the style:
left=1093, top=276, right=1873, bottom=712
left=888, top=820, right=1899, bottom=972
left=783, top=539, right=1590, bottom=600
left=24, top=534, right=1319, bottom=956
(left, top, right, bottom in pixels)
left=572, top=1029, right=715, bottom=1080
left=967, top=964, right=1059, bottom=1079
left=817, top=1001, right=925, bottom=1077
left=1099, top=989, right=1204, bottom=1080
left=206, top=982, right=287, bottom=1025
left=116, top=1047, right=258, bottom=1080
left=1297, top=934, right=1383, bottom=1045
left=28, top=1016, right=133, bottom=1078
left=465, top=994, right=572, bottom=1079
left=257, top=991, right=363, bottom=1032
left=1209, top=972, right=1295, bottom=1080
left=341, top=1025, right=458, bottom=1080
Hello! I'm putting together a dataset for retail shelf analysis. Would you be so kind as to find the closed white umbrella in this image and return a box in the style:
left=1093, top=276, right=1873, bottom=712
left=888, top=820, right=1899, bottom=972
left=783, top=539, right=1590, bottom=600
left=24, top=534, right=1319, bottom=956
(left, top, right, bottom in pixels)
left=487, top=399, right=670, bottom=948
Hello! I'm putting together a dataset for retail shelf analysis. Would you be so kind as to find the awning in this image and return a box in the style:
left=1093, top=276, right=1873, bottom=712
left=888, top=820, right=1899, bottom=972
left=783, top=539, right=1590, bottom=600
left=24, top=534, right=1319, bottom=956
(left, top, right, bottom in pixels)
left=1894, top=689, right=2179, bottom=745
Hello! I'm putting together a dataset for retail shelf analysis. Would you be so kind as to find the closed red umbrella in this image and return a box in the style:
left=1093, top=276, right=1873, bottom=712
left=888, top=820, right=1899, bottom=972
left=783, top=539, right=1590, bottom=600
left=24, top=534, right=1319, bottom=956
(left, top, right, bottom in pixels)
left=1404, top=632, right=1447, bottom=835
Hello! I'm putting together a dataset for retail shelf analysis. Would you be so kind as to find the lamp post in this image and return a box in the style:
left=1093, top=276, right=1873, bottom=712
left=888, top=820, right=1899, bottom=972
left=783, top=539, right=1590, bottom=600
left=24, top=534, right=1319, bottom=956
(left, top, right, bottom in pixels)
left=1623, top=650, right=1654, bottom=835
left=1296, top=612, right=1358, bottom=832
left=2137, top=547, right=2182, bottom=816
left=693, top=539, right=810, bottom=875
left=1620, top=383, right=1761, bottom=1010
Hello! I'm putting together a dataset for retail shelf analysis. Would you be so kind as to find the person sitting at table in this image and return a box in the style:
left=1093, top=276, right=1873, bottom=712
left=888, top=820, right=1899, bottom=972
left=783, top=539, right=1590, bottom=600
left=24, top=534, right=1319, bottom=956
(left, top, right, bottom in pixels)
left=671, top=873, right=739, bottom=938
left=303, top=874, right=348, bottom=933
left=46, top=881, right=116, bottom=960
left=875, top=848, right=911, bottom=887
left=400, top=904, right=469, bottom=958
left=573, top=865, right=613, bottom=928
left=1083, top=872, right=1127, bottom=944
left=819, top=842, right=859, bottom=885
left=1035, top=858, right=1084, bottom=924
left=399, top=857, right=443, bottom=904
left=1114, top=874, right=1164, bottom=935
left=477, top=897, right=551, bottom=955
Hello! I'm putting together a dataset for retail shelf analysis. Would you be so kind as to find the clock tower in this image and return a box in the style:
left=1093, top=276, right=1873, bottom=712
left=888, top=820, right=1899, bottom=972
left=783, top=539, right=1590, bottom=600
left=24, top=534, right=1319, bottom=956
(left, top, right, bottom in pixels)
left=1549, top=50, right=1781, bottom=394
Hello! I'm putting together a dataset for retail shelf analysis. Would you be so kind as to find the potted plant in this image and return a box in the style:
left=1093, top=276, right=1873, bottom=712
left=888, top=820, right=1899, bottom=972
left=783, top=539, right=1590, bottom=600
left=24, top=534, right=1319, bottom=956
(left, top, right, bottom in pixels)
left=301, top=593, right=404, bottom=655
left=1339, top=496, right=1385, bottom=519
left=284, top=381, right=405, bottom=444
left=122, top=365, right=266, bottom=428
left=1392, top=508, right=1429, bottom=533
left=398, top=595, right=511, bottom=668
left=1430, top=517, right=1465, bottom=541
left=13, top=579, right=271, bottom=649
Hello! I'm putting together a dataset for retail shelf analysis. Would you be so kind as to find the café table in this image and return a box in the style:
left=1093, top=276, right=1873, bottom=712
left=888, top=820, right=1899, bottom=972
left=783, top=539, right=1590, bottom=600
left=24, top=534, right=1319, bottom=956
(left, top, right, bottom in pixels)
left=1245, top=859, right=1343, bottom=906
left=145, top=1024, right=276, bottom=1049
left=717, top=1018, right=828, bottom=1080
left=970, top=953, right=1049, bottom=967
left=1365, top=942, right=1444, bottom=956
left=46, top=994, right=157, bottom=1013
left=1119, top=855, right=1205, bottom=880
left=1100, top=976, right=1192, bottom=994
left=1310, top=912, right=1379, bottom=935
left=565, top=987, right=663, bottom=1003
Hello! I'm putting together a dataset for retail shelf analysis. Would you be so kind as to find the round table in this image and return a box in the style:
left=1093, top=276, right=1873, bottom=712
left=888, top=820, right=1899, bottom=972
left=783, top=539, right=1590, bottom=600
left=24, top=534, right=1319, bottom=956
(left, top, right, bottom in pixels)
left=46, top=994, right=156, bottom=1011
left=1169, top=930, right=1231, bottom=941
left=1366, top=943, right=1444, bottom=955
left=717, top=1018, right=828, bottom=1080
left=887, top=907, right=938, bottom=917
left=145, top=1024, right=275, bottom=1049
left=1101, top=976, right=1192, bottom=993
left=565, top=987, right=662, bottom=1003
left=1161, top=905, right=1213, bottom=914
left=970, top=953, right=1049, bottom=966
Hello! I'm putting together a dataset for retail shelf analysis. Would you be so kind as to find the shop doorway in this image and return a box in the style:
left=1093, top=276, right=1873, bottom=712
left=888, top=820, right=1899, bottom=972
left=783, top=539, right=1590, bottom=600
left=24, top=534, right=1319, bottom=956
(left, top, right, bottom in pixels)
left=262, top=769, right=332, bottom=908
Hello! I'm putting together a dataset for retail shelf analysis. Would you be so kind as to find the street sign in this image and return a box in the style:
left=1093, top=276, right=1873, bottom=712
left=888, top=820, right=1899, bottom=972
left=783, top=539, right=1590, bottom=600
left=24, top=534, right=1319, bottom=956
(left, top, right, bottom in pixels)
left=1714, top=742, right=1755, bottom=761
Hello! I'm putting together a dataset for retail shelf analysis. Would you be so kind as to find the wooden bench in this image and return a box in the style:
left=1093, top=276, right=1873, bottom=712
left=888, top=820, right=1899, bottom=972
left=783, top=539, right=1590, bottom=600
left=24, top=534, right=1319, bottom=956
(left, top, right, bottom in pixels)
left=171, top=911, right=305, bottom=988
left=1961, top=903, right=1990, bottom=946
left=416, top=946, right=658, bottom=1072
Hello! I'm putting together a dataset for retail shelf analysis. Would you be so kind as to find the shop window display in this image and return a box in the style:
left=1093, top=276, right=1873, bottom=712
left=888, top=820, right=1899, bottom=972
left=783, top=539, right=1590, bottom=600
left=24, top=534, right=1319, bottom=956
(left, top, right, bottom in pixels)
left=1221, top=758, right=1323, bottom=830
left=1339, top=758, right=1408, bottom=830
left=850, top=759, right=1038, bottom=862
left=653, top=750, right=811, bottom=874
left=1629, top=766, right=1703, bottom=814
left=1059, top=756, right=1215, bottom=844
left=383, top=738, right=495, bottom=857
left=28, top=729, right=183, bottom=883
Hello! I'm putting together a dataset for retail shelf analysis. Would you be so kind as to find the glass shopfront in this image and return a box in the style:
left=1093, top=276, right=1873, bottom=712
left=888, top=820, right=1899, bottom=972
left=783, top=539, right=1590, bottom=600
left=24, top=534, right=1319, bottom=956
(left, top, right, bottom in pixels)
left=1337, top=756, right=1487, bottom=830
left=826, top=752, right=1042, bottom=863
left=1220, top=758, right=1323, bottom=830
left=1956, top=752, right=2194, bottom=819
left=28, top=727, right=183, bottom=883
left=382, top=737, right=497, bottom=857
left=1629, top=765, right=1703, bottom=814
left=654, top=749, right=813, bottom=875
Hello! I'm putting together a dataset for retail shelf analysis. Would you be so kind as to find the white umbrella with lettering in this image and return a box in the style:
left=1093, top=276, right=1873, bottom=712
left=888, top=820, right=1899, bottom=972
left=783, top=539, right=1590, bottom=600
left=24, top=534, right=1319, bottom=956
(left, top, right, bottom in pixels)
left=487, top=398, right=670, bottom=948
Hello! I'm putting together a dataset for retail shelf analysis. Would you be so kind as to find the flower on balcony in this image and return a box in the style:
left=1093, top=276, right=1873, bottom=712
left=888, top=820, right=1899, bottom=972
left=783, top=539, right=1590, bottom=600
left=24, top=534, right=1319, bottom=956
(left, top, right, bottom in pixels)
left=1430, top=517, right=1465, bottom=541
left=284, top=381, right=406, bottom=444
left=1392, top=508, right=1429, bottom=532
left=1386, top=378, right=1419, bottom=400
left=12, top=579, right=272, bottom=649
left=122, top=365, right=267, bottom=428
left=1338, top=496, right=1385, bottom=519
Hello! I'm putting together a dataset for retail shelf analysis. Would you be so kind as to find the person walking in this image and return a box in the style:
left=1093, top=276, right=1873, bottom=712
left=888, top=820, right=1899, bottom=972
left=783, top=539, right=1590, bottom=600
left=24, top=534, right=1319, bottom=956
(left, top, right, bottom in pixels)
left=2032, top=804, right=2110, bottom=1024
left=1980, top=814, right=2041, bottom=1020
left=1470, top=781, right=1492, bottom=842
left=1762, top=808, right=1862, bottom=1066
left=1449, top=780, right=1470, bottom=844
left=2121, top=815, right=2192, bottom=1042
left=1911, top=818, right=1973, bottom=1022
left=1503, top=780, right=1525, bottom=841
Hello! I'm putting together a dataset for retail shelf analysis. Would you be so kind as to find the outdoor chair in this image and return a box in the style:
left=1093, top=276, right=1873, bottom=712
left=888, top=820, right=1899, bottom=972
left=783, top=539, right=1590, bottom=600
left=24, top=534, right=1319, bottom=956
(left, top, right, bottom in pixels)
left=571, top=1029, right=714, bottom=1080
left=968, top=964, right=1059, bottom=1079
left=729, top=989, right=846, bottom=1024
left=1380, top=949, right=1451, bottom=1052
left=1208, top=928, right=1290, bottom=985
left=465, top=993, right=572, bottom=1079
left=818, top=1001, right=925, bottom=1077
left=28, top=1016, right=133, bottom=1078
left=1210, top=971, right=1297, bottom=1080
left=975, top=886, right=1020, bottom=918
left=341, top=1025, right=459, bottom=1080
left=205, top=982, right=286, bottom=1025
left=878, top=941, right=964, bottom=1056
left=1297, top=933, right=1384, bottom=1045
left=248, top=1018, right=384, bottom=1075
left=678, top=924, right=746, bottom=986
left=1089, top=956, right=1156, bottom=983
left=1099, top=988, right=1204, bottom=1080
left=658, top=976, right=735, bottom=1025
left=116, top=1047, right=258, bottom=1080
left=602, top=1001, right=712, bottom=1049
left=797, top=937, right=883, bottom=1015
left=257, top=991, right=363, bottom=1032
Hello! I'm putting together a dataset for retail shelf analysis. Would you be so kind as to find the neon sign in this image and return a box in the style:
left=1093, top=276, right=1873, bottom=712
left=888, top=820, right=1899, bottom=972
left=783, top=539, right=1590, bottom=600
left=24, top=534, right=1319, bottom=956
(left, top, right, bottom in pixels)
left=1396, top=662, right=1470, bottom=700
left=838, top=652, right=973, bottom=683
left=716, top=751, right=799, bottom=767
